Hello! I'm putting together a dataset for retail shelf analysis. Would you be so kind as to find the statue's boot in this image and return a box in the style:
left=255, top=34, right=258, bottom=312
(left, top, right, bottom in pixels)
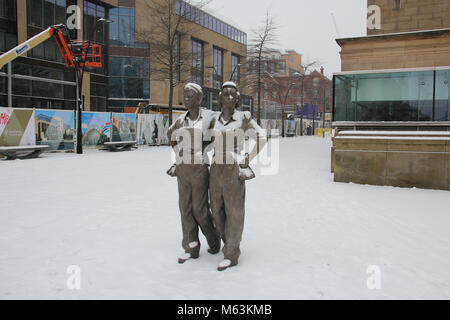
left=178, top=241, right=200, bottom=264
left=217, top=259, right=237, bottom=271
left=178, top=252, right=200, bottom=264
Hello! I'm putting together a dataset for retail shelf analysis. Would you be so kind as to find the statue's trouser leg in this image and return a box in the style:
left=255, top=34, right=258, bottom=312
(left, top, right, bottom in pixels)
left=189, top=165, right=220, bottom=251
left=178, top=164, right=220, bottom=255
left=177, top=165, right=200, bottom=256
left=210, top=164, right=246, bottom=265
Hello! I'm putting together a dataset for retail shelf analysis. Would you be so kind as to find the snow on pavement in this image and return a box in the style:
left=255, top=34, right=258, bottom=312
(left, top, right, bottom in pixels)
left=0, top=137, right=449, bottom=299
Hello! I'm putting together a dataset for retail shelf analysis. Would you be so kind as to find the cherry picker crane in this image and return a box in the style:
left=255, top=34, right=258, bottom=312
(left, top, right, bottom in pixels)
left=0, top=23, right=105, bottom=154
left=0, top=24, right=102, bottom=70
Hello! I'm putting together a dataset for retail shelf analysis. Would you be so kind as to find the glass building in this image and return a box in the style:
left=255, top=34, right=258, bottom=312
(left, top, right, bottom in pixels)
left=175, top=0, right=247, bottom=45
left=108, top=5, right=150, bottom=112
left=334, top=67, right=450, bottom=122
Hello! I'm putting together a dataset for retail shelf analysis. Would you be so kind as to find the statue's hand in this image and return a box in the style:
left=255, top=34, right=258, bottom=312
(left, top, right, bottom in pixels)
left=238, top=165, right=255, bottom=181
left=166, top=164, right=177, bottom=177
left=238, top=153, right=250, bottom=168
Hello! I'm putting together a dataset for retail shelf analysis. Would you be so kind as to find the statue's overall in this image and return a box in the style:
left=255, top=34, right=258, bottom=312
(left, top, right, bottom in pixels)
left=168, top=81, right=267, bottom=271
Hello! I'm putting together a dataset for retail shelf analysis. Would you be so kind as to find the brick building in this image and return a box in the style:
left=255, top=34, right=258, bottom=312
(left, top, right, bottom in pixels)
left=248, top=48, right=332, bottom=125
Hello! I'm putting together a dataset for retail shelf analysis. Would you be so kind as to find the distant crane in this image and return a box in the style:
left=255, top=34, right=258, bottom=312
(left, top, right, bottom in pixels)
left=330, top=13, right=341, bottom=38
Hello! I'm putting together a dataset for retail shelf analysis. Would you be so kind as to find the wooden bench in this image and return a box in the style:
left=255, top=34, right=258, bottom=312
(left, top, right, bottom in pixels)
left=0, top=145, right=49, bottom=160
left=100, top=141, right=138, bottom=152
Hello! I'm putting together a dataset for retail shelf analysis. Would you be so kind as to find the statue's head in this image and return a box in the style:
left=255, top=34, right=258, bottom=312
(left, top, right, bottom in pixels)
left=183, top=83, right=203, bottom=111
left=219, top=81, right=240, bottom=111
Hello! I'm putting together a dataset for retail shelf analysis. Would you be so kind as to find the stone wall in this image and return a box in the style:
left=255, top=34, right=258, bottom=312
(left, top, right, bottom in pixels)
left=367, top=0, right=450, bottom=35
left=337, top=30, right=450, bottom=72
left=333, top=132, right=450, bottom=191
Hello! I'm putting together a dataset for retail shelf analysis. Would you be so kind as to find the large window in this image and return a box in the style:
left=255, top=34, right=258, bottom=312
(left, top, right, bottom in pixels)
left=109, top=6, right=148, bottom=48
left=333, top=70, right=448, bottom=122
left=109, top=7, right=134, bottom=47
left=213, top=47, right=223, bottom=89
left=27, top=0, right=69, bottom=28
left=0, top=30, right=16, bottom=53
left=109, top=56, right=150, bottom=100
left=176, top=0, right=247, bottom=45
left=27, top=0, right=77, bottom=63
left=10, top=63, right=76, bottom=109
left=191, top=39, right=203, bottom=86
left=83, top=1, right=106, bottom=44
left=0, top=0, right=16, bottom=21
left=90, top=81, right=107, bottom=111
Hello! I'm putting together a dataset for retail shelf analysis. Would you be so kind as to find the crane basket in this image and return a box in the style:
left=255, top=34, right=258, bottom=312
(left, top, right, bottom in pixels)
left=69, top=40, right=102, bottom=68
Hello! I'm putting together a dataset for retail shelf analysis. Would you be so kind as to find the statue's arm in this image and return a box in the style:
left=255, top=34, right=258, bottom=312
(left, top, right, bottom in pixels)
left=245, top=114, right=268, bottom=164
left=167, top=119, right=181, bottom=148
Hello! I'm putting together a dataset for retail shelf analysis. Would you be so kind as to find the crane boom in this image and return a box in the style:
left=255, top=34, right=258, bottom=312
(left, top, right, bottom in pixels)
left=0, top=24, right=101, bottom=71
left=0, top=27, right=53, bottom=70
left=331, top=13, right=341, bottom=38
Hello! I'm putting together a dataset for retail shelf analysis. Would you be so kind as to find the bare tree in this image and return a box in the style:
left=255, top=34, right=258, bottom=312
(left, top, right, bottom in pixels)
left=247, top=11, right=279, bottom=125
left=136, top=0, right=211, bottom=126
left=263, top=60, right=320, bottom=137
left=263, top=74, right=296, bottom=137
left=294, top=61, right=318, bottom=136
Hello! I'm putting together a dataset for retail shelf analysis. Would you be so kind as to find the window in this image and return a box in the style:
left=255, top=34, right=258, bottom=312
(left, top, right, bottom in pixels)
left=213, top=47, right=223, bottom=89
left=109, top=56, right=150, bottom=100
left=313, top=78, right=320, bottom=87
left=191, top=39, right=203, bottom=86
left=334, top=71, right=436, bottom=122
left=26, top=0, right=77, bottom=62
left=109, top=6, right=145, bottom=48
left=435, top=70, right=450, bottom=121
left=0, top=30, right=16, bottom=53
left=394, top=0, right=402, bottom=9
left=84, top=1, right=106, bottom=44
left=0, top=0, right=16, bottom=21
left=27, top=0, right=69, bottom=28
left=90, top=82, right=107, bottom=111
left=9, top=63, right=76, bottom=110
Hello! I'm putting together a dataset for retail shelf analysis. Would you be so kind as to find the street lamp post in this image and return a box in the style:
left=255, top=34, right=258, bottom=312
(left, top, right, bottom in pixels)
left=76, top=18, right=113, bottom=154
left=292, top=72, right=305, bottom=136
left=206, top=65, right=221, bottom=89
left=281, top=82, right=296, bottom=138
left=229, top=63, right=241, bottom=82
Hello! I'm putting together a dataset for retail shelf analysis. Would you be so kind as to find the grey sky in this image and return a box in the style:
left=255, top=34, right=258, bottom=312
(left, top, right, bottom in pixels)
left=204, top=0, right=368, bottom=78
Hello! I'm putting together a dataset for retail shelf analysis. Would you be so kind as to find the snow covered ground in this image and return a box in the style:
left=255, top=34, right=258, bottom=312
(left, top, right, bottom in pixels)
left=1, top=137, right=449, bottom=300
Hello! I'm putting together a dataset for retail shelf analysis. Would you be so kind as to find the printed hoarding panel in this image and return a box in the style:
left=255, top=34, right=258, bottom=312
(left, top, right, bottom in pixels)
left=35, top=109, right=74, bottom=150
left=137, top=113, right=160, bottom=145
left=112, top=113, right=136, bottom=142
left=0, top=107, right=36, bottom=146
left=81, top=112, right=111, bottom=146
left=159, top=112, right=183, bottom=145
